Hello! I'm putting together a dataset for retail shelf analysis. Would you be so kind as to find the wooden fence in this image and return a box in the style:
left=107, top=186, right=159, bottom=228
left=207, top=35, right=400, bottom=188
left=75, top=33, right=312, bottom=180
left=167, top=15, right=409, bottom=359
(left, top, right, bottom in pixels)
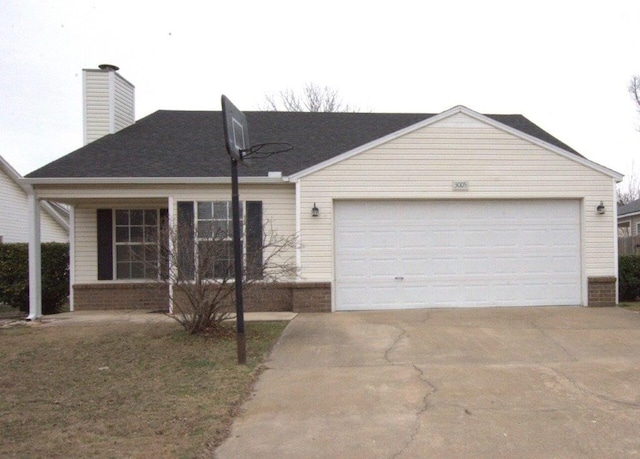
left=618, top=236, right=640, bottom=256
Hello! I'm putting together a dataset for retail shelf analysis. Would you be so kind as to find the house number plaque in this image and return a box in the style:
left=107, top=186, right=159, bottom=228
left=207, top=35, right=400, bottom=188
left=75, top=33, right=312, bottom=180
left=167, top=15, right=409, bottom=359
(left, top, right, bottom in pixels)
left=453, top=181, right=469, bottom=191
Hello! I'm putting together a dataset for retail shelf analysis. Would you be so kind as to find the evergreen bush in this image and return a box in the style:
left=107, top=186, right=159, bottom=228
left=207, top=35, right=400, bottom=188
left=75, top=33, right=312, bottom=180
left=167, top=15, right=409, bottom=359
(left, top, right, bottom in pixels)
left=0, top=243, right=69, bottom=314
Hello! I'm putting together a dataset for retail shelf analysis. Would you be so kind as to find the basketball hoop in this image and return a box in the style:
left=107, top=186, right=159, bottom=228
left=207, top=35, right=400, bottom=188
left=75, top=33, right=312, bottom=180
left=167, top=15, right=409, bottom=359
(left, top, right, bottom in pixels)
left=221, top=95, right=250, bottom=163
left=219, top=95, right=294, bottom=365
left=244, top=142, right=293, bottom=159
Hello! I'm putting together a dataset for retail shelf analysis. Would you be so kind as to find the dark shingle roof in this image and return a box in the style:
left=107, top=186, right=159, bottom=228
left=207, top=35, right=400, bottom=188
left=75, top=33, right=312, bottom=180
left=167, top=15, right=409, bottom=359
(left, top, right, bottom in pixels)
left=618, top=199, right=640, bottom=217
left=27, top=110, right=581, bottom=179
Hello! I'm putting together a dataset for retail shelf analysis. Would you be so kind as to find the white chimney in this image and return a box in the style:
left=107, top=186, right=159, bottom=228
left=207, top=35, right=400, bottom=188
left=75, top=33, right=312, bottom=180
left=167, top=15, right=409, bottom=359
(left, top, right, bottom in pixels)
left=82, top=64, right=135, bottom=145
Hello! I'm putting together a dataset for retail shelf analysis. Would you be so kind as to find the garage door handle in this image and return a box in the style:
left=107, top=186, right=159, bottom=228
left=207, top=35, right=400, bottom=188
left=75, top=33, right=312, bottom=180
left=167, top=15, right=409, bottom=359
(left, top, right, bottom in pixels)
left=395, top=276, right=404, bottom=280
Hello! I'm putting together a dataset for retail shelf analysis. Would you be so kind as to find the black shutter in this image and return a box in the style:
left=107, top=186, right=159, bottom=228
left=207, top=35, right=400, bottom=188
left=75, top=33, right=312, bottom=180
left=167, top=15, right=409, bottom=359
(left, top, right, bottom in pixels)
left=177, top=202, right=195, bottom=280
left=246, top=201, right=263, bottom=280
left=97, top=209, right=113, bottom=280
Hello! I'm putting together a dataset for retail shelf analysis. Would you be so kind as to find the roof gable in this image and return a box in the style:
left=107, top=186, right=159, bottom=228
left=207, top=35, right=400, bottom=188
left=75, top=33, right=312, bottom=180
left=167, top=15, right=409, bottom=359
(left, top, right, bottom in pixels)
left=1, top=153, right=30, bottom=194
left=290, top=106, right=621, bottom=181
left=0, top=154, right=69, bottom=232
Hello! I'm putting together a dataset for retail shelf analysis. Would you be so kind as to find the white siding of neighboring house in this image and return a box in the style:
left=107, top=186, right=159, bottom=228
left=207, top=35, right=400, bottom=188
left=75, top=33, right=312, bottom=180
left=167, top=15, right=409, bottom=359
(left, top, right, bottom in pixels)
left=296, top=112, right=617, bottom=288
left=618, top=214, right=640, bottom=236
left=0, top=166, right=68, bottom=243
left=71, top=184, right=296, bottom=284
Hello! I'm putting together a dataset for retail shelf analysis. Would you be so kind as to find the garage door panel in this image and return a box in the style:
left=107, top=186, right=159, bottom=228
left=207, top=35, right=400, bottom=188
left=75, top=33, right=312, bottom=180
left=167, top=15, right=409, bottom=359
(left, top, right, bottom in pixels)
left=368, top=258, right=399, bottom=276
left=552, top=258, right=581, bottom=273
left=335, top=200, right=581, bottom=311
left=336, top=231, right=367, bottom=250
left=336, top=286, right=370, bottom=310
left=492, top=256, right=521, bottom=274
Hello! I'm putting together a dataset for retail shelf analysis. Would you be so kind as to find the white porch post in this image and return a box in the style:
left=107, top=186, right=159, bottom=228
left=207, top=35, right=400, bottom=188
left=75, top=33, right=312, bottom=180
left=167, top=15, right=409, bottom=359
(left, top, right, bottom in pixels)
left=27, top=191, right=42, bottom=320
left=68, top=205, right=75, bottom=312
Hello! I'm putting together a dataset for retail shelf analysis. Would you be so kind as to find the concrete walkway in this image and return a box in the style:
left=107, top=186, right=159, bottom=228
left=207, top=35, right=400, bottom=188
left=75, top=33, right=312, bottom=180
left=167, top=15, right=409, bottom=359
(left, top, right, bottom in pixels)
left=215, top=307, right=640, bottom=458
left=23, top=310, right=297, bottom=327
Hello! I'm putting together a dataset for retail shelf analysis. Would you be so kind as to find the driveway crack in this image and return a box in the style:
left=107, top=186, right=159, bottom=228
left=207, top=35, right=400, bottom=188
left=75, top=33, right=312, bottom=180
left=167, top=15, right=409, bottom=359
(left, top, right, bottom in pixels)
left=529, top=321, right=578, bottom=362
left=549, top=366, right=640, bottom=409
left=384, top=325, right=407, bottom=363
left=390, top=364, right=438, bottom=459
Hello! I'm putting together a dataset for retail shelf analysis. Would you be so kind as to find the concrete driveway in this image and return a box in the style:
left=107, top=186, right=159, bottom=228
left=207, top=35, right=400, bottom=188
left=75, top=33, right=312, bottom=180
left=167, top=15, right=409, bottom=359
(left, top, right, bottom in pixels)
left=215, top=307, right=640, bottom=458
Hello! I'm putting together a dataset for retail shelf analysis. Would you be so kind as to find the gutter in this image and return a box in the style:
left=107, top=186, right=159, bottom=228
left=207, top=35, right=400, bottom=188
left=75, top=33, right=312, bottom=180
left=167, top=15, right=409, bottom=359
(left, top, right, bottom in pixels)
left=21, top=176, right=291, bottom=186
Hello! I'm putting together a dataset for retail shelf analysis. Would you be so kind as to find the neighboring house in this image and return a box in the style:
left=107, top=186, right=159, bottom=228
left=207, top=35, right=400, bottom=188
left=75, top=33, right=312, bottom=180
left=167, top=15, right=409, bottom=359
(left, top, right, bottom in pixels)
left=22, top=66, right=623, bottom=316
left=617, top=199, right=640, bottom=237
left=0, top=153, right=68, bottom=243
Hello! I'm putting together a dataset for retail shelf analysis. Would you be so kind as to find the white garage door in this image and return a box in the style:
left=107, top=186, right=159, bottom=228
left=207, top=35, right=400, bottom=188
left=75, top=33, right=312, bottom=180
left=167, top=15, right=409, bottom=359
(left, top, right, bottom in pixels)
left=334, top=200, right=581, bottom=310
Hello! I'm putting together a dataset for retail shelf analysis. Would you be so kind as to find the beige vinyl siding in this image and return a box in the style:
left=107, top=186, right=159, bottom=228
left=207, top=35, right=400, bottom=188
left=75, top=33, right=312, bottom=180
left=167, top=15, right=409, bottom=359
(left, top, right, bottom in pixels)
left=72, top=184, right=295, bottom=283
left=83, top=69, right=134, bottom=145
left=0, top=168, right=67, bottom=243
left=298, top=112, right=617, bottom=284
left=74, top=206, right=98, bottom=282
left=83, top=70, right=111, bottom=145
left=113, top=73, right=135, bottom=132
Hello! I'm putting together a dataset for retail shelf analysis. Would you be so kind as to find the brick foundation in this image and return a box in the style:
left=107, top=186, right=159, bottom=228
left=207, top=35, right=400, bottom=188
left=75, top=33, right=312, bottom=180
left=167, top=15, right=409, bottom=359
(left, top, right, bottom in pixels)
left=74, top=283, right=170, bottom=311
left=588, top=276, right=617, bottom=307
left=291, top=282, right=332, bottom=312
left=73, top=281, right=332, bottom=312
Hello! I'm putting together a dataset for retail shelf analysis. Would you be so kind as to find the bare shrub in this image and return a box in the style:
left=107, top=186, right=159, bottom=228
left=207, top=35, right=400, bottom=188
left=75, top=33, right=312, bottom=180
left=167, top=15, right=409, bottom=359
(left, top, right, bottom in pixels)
left=144, top=218, right=296, bottom=335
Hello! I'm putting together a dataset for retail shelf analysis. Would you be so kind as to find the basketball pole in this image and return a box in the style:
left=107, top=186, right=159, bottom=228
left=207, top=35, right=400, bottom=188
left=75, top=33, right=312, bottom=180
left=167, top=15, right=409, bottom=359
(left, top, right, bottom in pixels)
left=231, top=157, right=247, bottom=365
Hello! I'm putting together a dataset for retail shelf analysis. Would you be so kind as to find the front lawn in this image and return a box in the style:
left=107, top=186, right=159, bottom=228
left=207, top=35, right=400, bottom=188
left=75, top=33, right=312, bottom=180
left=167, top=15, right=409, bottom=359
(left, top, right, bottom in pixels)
left=0, top=319, right=286, bottom=458
left=619, top=302, right=640, bottom=312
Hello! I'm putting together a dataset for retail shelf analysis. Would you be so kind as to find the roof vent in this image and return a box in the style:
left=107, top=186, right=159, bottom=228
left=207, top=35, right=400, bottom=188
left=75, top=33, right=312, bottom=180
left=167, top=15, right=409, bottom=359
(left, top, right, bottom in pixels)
left=268, top=171, right=282, bottom=178
left=98, top=64, right=120, bottom=71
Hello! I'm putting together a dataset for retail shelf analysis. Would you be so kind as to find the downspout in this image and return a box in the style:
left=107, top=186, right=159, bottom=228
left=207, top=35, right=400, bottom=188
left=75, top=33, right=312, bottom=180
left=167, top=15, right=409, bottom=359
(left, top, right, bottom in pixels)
left=294, top=179, right=302, bottom=278
left=613, top=178, right=620, bottom=304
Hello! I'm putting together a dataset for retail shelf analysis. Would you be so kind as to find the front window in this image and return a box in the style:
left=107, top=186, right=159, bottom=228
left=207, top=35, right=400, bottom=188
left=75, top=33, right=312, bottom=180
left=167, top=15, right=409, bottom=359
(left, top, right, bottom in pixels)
left=618, top=222, right=631, bottom=237
left=196, top=201, right=243, bottom=279
left=115, top=209, right=161, bottom=279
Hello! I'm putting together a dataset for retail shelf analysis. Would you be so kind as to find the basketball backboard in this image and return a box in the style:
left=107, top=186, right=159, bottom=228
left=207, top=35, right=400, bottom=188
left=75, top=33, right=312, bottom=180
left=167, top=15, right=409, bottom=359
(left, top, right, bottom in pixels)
left=221, top=95, right=250, bottom=162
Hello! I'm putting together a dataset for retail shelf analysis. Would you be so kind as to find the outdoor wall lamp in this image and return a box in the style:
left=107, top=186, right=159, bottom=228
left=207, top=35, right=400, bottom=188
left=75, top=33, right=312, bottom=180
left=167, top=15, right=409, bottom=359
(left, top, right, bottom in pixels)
left=596, top=201, right=605, bottom=215
left=312, top=203, right=319, bottom=217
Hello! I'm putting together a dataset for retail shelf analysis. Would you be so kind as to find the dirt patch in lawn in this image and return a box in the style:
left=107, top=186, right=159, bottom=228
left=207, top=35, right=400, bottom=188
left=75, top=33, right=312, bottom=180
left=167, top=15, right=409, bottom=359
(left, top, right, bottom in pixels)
left=0, top=319, right=287, bottom=458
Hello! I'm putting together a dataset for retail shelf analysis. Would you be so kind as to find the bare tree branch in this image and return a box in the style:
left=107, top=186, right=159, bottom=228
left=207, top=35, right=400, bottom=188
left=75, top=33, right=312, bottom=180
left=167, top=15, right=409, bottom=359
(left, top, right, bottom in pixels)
left=262, top=82, right=357, bottom=112
left=617, top=160, right=640, bottom=205
left=629, top=76, right=640, bottom=132
left=138, top=217, right=297, bottom=335
left=629, top=76, right=640, bottom=114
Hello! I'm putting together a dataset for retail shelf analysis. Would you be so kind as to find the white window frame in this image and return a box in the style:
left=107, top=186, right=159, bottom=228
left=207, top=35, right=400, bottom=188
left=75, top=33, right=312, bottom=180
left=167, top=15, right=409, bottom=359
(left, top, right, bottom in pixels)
left=113, top=209, right=162, bottom=280
left=618, top=221, right=631, bottom=237
left=195, top=201, right=245, bottom=280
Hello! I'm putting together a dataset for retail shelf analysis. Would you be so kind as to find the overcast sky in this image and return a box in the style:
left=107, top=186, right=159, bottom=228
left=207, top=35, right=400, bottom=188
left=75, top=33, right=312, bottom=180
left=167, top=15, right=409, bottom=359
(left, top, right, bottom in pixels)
left=1, top=0, right=639, bottom=186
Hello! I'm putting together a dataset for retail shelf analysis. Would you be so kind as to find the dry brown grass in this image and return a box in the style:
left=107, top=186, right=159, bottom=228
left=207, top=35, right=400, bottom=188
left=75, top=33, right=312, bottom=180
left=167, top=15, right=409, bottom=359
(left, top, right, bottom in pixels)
left=619, top=302, right=640, bottom=312
left=0, top=319, right=286, bottom=458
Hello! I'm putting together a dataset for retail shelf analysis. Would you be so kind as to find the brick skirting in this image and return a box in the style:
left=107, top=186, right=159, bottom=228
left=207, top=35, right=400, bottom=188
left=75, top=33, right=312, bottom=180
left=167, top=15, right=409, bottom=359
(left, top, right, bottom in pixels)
left=588, top=276, right=617, bottom=307
left=74, top=283, right=170, bottom=310
left=73, top=282, right=332, bottom=312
